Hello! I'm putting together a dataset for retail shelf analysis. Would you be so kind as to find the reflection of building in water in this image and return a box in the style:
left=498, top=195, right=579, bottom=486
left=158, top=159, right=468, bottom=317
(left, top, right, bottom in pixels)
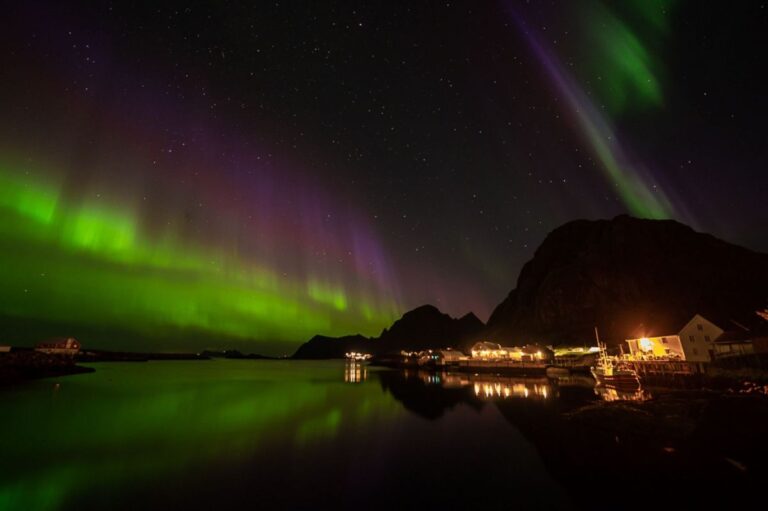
left=595, top=386, right=650, bottom=402
left=419, top=370, right=554, bottom=400
left=472, top=379, right=551, bottom=400
left=344, top=361, right=367, bottom=383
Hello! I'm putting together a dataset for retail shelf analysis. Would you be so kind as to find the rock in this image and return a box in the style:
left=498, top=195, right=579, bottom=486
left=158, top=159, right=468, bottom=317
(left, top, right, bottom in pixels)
left=485, top=215, right=768, bottom=345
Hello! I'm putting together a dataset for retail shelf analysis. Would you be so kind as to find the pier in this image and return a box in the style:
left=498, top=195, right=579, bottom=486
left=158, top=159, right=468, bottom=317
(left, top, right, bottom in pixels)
left=437, top=358, right=550, bottom=375
left=625, top=360, right=704, bottom=386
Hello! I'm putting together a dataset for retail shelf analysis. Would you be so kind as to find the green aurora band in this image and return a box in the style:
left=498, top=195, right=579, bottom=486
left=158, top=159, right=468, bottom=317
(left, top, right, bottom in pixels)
left=580, top=0, right=674, bottom=115
left=510, top=0, right=676, bottom=219
left=0, top=161, right=400, bottom=351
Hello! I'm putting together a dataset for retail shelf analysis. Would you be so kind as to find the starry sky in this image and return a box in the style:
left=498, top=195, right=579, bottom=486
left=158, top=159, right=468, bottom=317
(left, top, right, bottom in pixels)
left=1, top=1, right=766, bottom=354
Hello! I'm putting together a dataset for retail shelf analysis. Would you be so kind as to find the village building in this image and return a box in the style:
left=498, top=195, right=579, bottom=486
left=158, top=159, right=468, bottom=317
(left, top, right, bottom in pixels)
left=713, top=318, right=768, bottom=357
left=714, top=329, right=754, bottom=358
left=416, top=349, right=468, bottom=367
left=436, top=349, right=466, bottom=365
left=470, top=342, right=552, bottom=362
left=35, top=337, right=81, bottom=356
left=625, top=314, right=723, bottom=362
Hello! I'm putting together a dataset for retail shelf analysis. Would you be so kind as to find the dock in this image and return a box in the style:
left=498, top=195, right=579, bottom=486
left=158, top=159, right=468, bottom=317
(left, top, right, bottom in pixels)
left=439, top=358, right=549, bottom=375
left=625, top=360, right=705, bottom=386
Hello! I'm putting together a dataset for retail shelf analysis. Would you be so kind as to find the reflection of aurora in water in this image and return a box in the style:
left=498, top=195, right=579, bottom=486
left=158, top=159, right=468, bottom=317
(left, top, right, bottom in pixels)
left=1, top=361, right=573, bottom=511
left=2, top=362, right=713, bottom=511
left=0, top=361, right=403, bottom=511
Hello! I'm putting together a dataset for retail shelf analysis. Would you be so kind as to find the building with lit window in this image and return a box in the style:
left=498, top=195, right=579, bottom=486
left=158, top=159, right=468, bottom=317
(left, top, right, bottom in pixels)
left=35, top=337, right=81, bottom=356
left=625, top=314, right=723, bottom=362
left=470, top=342, right=552, bottom=362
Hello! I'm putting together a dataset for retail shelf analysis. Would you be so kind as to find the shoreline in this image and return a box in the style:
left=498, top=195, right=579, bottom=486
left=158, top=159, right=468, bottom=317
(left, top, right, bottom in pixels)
left=0, top=351, right=94, bottom=384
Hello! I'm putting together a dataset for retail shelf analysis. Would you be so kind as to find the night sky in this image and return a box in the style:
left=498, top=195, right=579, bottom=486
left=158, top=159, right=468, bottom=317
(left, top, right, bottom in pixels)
left=1, top=1, right=767, bottom=353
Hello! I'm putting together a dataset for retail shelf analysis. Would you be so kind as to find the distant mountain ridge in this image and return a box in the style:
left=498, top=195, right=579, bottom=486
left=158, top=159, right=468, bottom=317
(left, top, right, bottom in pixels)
left=292, top=305, right=484, bottom=358
left=293, top=215, right=768, bottom=357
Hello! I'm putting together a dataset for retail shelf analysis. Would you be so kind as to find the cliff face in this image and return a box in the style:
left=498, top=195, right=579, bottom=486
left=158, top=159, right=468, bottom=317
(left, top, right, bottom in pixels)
left=292, top=306, right=484, bottom=358
left=486, top=216, right=768, bottom=345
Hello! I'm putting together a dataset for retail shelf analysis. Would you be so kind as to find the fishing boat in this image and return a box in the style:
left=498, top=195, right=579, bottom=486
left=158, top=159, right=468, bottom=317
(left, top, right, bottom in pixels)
left=590, top=328, right=641, bottom=389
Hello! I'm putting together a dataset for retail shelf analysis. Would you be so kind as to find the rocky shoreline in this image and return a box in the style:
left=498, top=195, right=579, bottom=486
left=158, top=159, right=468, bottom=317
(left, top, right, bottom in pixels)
left=540, top=390, right=768, bottom=506
left=0, top=351, right=94, bottom=384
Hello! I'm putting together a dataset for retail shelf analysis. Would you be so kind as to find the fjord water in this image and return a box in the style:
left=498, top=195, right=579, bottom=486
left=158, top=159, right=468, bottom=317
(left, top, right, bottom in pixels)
left=0, top=361, right=571, bottom=510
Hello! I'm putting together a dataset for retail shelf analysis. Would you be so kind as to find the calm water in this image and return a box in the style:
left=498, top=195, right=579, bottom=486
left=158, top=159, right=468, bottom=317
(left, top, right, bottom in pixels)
left=3, top=360, right=759, bottom=510
left=0, top=360, right=585, bottom=510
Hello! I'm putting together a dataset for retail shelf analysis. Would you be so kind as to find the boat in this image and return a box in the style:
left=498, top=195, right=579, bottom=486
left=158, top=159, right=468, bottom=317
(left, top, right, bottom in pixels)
left=590, top=328, right=641, bottom=389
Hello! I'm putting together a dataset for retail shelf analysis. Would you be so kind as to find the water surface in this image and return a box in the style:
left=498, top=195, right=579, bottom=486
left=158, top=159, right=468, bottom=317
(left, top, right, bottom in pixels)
left=0, top=360, right=573, bottom=510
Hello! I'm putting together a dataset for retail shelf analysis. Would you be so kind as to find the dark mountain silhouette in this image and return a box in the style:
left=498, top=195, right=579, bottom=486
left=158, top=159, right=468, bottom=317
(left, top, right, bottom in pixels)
left=485, top=215, right=768, bottom=345
left=377, top=305, right=484, bottom=353
left=291, top=334, right=371, bottom=359
left=292, top=305, right=484, bottom=359
left=294, top=215, right=768, bottom=356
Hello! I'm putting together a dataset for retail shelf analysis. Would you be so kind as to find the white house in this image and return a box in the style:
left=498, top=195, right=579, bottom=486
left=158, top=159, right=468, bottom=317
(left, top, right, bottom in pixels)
left=625, top=314, right=722, bottom=363
left=35, top=337, right=81, bottom=356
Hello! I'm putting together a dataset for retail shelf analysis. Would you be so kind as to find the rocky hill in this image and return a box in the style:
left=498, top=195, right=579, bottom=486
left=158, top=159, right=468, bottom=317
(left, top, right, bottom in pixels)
left=292, top=334, right=372, bottom=359
left=485, top=215, right=768, bottom=345
left=376, top=305, right=484, bottom=353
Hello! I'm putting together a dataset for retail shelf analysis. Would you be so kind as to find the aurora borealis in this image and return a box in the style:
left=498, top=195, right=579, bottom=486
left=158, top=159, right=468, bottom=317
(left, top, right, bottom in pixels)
left=507, top=1, right=675, bottom=219
left=0, top=152, right=401, bottom=350
left=1, top=1, right=767, bottom=353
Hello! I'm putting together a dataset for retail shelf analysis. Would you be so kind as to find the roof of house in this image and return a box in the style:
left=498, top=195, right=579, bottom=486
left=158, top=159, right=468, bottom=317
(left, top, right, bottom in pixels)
left=471, top=341, right=502, bottom=351
left=36, top=337, right=80, bottom=347
left=715, top=329, right=753, bottom=344
left=627, top=316, right=699, bottom=339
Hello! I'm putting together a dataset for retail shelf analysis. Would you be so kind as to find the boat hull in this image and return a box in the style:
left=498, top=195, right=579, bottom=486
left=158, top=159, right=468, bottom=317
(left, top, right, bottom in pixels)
left=590, top=368, right=641, bottom=389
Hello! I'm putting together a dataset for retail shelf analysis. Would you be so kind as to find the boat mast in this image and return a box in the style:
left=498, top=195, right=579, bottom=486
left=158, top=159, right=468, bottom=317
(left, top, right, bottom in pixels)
left=595, top=326, right=610, bottom=374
